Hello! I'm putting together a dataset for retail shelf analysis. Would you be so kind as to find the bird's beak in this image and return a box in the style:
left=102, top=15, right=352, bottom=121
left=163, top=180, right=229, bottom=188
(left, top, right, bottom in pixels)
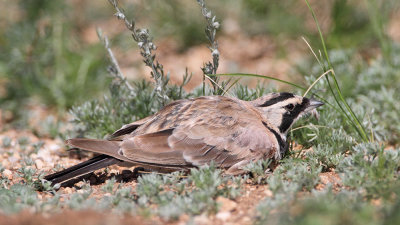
left=304, top=98, right=324, bottom=120
left=306, top=98, right=324, bottom=112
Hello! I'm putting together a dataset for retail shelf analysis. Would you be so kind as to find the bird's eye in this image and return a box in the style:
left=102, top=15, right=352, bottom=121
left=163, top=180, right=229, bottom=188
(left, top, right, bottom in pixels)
left=285, top=104, right=294, bottom=111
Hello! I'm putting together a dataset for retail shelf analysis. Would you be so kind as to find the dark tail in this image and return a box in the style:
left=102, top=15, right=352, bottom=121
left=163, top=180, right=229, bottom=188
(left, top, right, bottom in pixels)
left=44, top=154, right=121, bottom=186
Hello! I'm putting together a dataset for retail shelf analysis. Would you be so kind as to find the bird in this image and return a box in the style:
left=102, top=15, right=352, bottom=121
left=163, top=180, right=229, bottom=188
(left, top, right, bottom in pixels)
left=45, top=92, right=323, bottom=185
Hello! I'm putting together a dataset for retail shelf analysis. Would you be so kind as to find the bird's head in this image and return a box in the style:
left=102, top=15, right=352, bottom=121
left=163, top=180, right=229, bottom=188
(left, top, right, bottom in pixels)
left=251, top=92, right=324, bottom=134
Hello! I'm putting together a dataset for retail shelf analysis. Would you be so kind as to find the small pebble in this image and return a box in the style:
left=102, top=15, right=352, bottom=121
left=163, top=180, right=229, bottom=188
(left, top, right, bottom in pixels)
left=64, top=187, right=73, bottom=194
left=216, top=211, right=231, bottom=221
left=264, top=189, right=273, bottom=197
left=49, top=144, right=60, bottom=152
left=193, top=214, right=210, bottom=225
left=77, top=189, right=87, bottom=194
left=216, top=196, right=237, bottom=212
left=2, top=169, right=13, bottom=180
left=8, top=156, right=19, bottom=164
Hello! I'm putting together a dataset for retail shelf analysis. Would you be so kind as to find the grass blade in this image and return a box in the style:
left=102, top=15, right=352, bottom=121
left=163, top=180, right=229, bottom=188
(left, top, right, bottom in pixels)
left=215, top=73, right=306, bottom=90
left=215, top=73, right=338, bottom=111
left=304, top=0, right=369, bottom=142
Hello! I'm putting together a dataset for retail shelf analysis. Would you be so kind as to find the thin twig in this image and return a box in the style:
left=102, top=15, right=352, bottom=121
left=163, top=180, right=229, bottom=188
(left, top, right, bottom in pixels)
left=97, top=28, right=134, bottom=91
left=197, top=0, right=221, bottom=94
left=291, top=125, right=331, bottom=132
left=204, top=74, right=231, bottom=97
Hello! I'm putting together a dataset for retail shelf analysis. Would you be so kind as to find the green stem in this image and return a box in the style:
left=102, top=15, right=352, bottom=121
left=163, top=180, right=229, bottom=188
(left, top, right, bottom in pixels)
left=214, top=73, right=339, bottom=112
left=215, top=73, right=305, bottom=90
left=305, top=0, right=369, bottom=142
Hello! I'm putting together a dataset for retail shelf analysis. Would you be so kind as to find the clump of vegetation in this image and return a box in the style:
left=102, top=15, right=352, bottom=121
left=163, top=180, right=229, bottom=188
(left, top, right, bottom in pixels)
left=134, top=164, right=241, bottom=220
left=256, top=189, right=380, bottom=225
left=338, top=143, right=400, bottom=199
left=243, top=159, right=271, bottom=184
left=0, top=0, right=110, bottom=120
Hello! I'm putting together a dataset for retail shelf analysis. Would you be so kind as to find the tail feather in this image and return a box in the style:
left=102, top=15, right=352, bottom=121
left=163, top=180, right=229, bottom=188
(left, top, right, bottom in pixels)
left=66, top=138, right=120, bottom=157
left=45, top=138, right=185, bottom=187
left=44, top=154, right=121, bottom=185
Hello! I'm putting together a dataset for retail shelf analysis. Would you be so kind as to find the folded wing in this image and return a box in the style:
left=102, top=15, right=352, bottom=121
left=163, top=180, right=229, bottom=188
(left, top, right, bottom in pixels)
left=119, top=119, right=278, bottom=171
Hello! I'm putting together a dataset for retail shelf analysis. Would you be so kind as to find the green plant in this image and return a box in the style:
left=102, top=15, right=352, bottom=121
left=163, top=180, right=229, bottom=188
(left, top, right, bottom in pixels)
left=256, top=189, right=380, bottom=225
left=304, top=0, right=370, bottom=142
left=338, top=143, right=400, bottom=199
left=0, top=0, right=109, bottom=114
left=1, top=136, right=12, bottom=148
left=132, top=164, right=242, bottom=220
left=243, top=159, right=271, bottom=184
left=65, top=186, right=95, bottom=210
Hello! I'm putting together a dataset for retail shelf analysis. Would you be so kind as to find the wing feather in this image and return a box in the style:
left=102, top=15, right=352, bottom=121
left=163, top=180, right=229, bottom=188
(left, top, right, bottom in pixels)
left=118, top=121, right=278, bottom=169
left=109, top=117, right=152, bottom=140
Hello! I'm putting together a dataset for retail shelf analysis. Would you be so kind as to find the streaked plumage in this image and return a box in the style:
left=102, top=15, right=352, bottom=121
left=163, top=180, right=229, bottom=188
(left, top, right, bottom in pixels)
left=45, top=93, right=323, bottom=185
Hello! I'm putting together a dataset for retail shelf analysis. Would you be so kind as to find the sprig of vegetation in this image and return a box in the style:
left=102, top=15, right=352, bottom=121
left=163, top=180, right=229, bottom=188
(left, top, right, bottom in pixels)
left=243, top=159, right=271, bottom=184
left=197, top=0, right=228, bottom=95
left=97, top=28, right=135, bottom=93
left=108, top=0, right=171, bottom=107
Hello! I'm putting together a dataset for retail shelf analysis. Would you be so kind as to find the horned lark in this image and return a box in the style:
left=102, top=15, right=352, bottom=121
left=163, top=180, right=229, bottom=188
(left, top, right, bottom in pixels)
left=45, top=93, right=323, bottom=185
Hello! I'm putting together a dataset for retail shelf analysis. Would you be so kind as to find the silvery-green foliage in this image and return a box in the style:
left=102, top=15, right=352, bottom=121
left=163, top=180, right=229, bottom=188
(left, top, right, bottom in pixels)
left=132, top=163, right=241, bottom=220
left=338, top=143, right=400, bottom=199
left=243, top=159, right=271, bottom=184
